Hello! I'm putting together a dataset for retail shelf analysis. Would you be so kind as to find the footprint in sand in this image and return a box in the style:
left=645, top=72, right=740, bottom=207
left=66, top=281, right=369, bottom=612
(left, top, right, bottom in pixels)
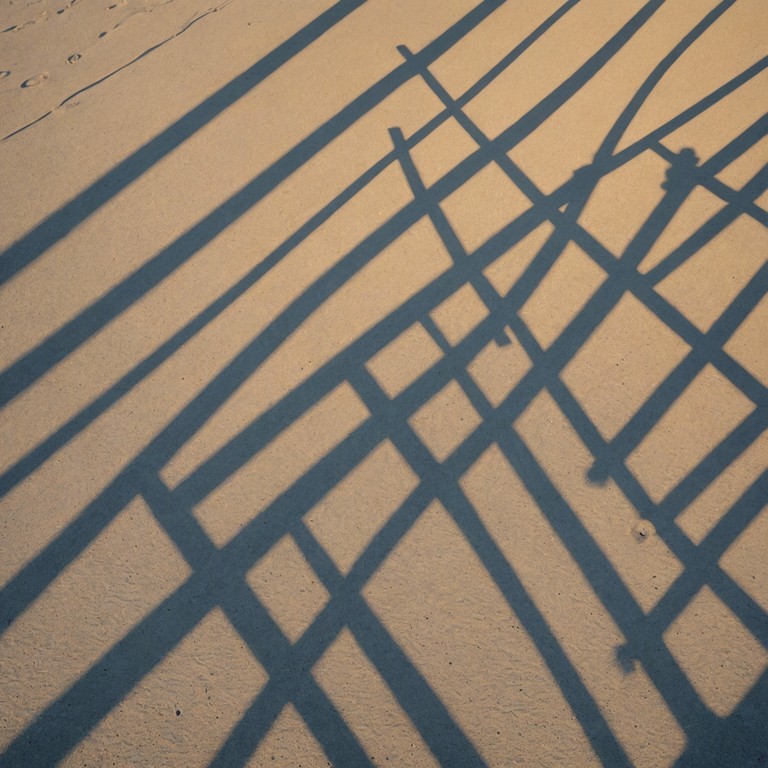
left=3, top=20, right=35, bottom=32
left=22, top=73, right=48, bottom=88
left=67, top=53, right=81, bottom=63
left=0, top=71, right=10, bottom=79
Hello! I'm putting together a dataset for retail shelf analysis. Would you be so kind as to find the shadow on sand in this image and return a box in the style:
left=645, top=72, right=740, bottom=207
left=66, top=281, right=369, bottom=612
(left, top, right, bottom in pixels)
left=1, top=0, right=766, bottom=765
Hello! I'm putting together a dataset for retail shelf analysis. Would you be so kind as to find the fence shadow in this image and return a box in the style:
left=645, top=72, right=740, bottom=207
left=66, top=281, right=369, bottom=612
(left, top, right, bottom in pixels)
left=1, top=0, right=766, bottom=766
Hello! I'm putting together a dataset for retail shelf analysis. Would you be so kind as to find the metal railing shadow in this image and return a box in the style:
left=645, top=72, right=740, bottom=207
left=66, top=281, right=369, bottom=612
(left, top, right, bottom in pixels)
left=1, top=1, right=766, bottom=765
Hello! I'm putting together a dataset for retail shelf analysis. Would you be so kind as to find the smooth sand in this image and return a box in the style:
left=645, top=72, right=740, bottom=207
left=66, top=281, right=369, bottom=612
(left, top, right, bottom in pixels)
left=1, top=0, right=766, bottom=765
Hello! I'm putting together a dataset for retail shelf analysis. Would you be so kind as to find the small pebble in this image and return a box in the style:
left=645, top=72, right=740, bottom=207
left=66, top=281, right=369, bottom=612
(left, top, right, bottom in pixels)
left=632, top=519, right=655, bottom=542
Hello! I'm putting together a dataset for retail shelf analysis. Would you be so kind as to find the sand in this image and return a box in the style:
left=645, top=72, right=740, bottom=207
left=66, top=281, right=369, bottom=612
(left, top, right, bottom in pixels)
left=0, top=0, right=766, bottom=765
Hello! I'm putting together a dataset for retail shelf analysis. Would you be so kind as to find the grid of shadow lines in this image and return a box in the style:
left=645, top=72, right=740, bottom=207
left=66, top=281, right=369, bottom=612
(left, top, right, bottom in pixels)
left=1, top=0, right=766, bottom=766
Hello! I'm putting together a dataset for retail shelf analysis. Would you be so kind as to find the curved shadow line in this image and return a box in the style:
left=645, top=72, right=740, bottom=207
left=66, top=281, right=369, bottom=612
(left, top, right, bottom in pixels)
left=0, top=52, right=759, bottom=639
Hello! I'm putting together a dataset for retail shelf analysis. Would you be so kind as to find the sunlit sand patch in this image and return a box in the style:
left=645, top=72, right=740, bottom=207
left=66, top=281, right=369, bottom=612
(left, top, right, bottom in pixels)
left=305, top=440, right=419, bottom=576
left=518, top=241, right=607, bottom=351
left=60, top=608, right=267, bottom=767
left=467, top=325, right=532, bottom=408
left=576, top=150, right=668, bottom=260
left=407, top=380, right=482, bottom=463
left=627, top=365, right=756, bottom=504
left=561, top=292, right=690, bottom=441
left=408, top=115, right=479, bottom=190
left=0, top=0, right=234, bottom=140
left=637, top=184, right=727, bottom=274
left=313, top=628, right=439, bottom=766
left=719, top=505, right=768, bottom=616
left=460, top=443, right=686, bottom=768
left=723, top=294, right=768, bottom=388
left=516, top=391, right=684, bottom=615
left=190, top=383, right=369, bottom=548
left=365, top=322, right=443, bottom=399
left=663, top=586, right=768, bottom=717
left=0, top=497, right=191, bottom=752
left=1, top=7, right=342, bottom=360
left=246, top=534, right=329, bottom=645
left=429, top=283, right=489, bottom=346
left=245, top=703, right=329, bottom=768
left=482, top=220, right=554, bottom=297
left=439, top=161, right=532, bottom=253
left=676, top=429, right=768, bottom=546
left=654, top=214, right=768, bottom=332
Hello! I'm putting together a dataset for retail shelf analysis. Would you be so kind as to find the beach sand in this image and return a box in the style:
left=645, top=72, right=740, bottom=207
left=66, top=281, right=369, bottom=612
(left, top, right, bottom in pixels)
left=0, top=0, right=766, bottom=765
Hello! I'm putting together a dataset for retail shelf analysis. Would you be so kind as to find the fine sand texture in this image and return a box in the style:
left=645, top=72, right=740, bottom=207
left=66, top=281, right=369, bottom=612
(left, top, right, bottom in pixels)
left=1, top=0, right=767, bottom=765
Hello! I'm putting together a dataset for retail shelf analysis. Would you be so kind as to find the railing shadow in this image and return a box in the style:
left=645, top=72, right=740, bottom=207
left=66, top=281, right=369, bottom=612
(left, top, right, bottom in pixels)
left=1, top=0, right=766, bottom=766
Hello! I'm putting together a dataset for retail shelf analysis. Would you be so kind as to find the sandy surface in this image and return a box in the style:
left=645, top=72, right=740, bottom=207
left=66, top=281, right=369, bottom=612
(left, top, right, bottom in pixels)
left=0, top=0, right=767, bottom=765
